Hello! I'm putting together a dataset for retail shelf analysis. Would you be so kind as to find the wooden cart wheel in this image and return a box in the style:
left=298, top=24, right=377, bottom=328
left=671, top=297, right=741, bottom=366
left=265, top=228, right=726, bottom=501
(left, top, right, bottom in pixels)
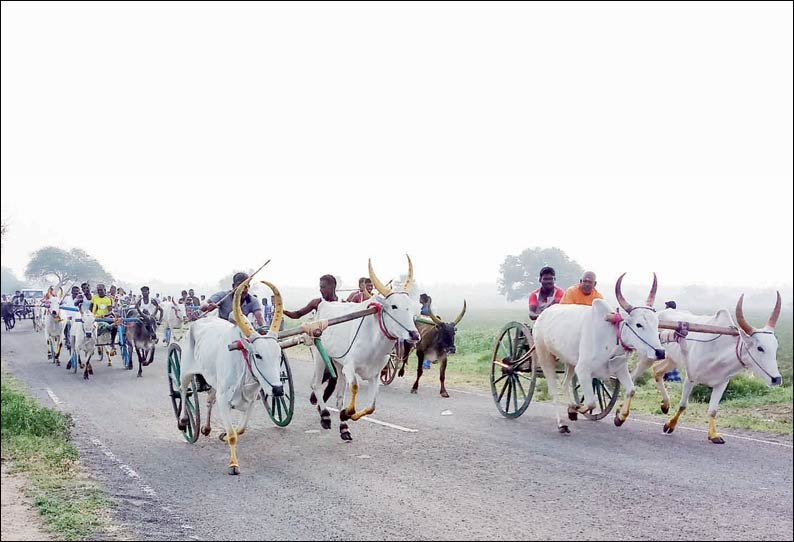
left=490, top=322, right=536, bottom=418
left=380, top=344, right=399, bottom=385
left=571, top=374, right=621, bottom=420
left=167, top=344, right=201, bottom=443
left=260, top=350, right=294, bottom=427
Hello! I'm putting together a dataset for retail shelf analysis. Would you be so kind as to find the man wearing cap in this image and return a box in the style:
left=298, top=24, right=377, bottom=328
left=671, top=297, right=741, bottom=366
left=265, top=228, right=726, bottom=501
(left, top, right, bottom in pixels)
left=202, top=272, right=266, bottom=327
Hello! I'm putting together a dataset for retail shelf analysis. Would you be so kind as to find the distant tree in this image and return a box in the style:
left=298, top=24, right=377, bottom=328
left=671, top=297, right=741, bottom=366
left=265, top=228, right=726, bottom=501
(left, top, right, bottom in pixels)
left=498, top=247, right=584, bottom=302
left=25, top=247, right=114, bottom=288
left=1, top=267, right=27, bottom=294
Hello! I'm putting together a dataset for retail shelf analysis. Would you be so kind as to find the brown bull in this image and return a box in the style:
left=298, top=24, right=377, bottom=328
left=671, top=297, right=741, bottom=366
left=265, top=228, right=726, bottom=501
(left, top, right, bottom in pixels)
left=395, top=301, right=466, bottom=397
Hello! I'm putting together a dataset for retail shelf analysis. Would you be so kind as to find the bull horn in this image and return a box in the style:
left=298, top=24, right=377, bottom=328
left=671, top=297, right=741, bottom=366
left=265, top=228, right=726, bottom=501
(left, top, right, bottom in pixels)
left=735, top=294, right=755, bottom=335
left=233, top=277, right=256, bottom=338
left=615, top=273, right=634, bottom=313
left=260, top=281, right=283, bottom=335
left=362, top=284, right=372, bottom=300
left=453, top=300, right=467, bottom=326
left=766, top=291, right=782, bottom=330
left=426, top=306, right=444, bottom=326
left=404, top=254, right=414, bottom=292
left=646, top=273, right=658, bottom=307
left=59, top=287, right=64, bottom=298
left=45, top=286, right=53, bottom=300
left=368, top=258, right=392, bottom=297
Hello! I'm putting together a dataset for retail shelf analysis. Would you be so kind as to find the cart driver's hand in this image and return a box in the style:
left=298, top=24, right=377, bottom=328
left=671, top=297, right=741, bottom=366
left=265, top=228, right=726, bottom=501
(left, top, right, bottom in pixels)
left=204, top=302, right=218, bottom=312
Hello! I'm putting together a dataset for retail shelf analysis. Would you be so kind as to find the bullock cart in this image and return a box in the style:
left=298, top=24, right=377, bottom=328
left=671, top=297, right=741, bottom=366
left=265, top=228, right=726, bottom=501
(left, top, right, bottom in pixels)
left=489, top=319, right=742, bottom=420
left=490, top=321, right=621, bottom=419
left=167, top=305, right=383, bottom=443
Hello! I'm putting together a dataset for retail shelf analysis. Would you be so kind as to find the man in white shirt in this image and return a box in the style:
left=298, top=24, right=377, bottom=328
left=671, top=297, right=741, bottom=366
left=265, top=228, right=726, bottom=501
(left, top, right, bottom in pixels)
left=60, top=285, right=81, bottom=350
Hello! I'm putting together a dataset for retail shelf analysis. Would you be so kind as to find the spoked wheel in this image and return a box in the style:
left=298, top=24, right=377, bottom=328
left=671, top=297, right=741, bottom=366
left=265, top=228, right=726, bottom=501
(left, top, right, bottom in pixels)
left=260, top=350, right=295, bottom=427
left=490, top=322, right=536, bottom=418
left=380, top=344, right=400, bottom=385
left=167, top=344, right=201, bottom=443
left=571, top=375, right=621, bottom=420
left=120, top=339, right=132, bottom=370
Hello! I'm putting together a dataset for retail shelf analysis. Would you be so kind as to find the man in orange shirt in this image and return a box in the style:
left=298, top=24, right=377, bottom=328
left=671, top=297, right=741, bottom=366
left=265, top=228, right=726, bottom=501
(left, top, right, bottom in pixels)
left=560, top=271, right=603, bottom=306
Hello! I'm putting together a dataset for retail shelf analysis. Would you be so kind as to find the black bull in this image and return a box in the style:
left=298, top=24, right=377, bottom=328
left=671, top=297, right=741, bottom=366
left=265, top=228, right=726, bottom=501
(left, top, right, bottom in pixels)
left=125, top=309, right=158, bottom=377
left=395, top=320, right=458, bottom=397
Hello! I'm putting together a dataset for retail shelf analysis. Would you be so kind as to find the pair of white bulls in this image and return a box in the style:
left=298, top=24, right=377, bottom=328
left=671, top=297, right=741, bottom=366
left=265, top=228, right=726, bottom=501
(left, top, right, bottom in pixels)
left=533, top=274, right=782, bottom=443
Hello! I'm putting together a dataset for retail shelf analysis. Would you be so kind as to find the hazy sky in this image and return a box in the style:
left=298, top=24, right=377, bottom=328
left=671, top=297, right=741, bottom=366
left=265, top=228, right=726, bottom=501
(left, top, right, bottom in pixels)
left=2, top=1, right=792, bottom=292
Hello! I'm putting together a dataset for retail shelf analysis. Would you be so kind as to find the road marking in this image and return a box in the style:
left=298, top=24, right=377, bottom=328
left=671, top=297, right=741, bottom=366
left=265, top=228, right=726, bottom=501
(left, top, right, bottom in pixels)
left=46, top=388, right=64, bottom=405
left=327, top=408, right=418, bottom=433
left=91, top=438, right=158, bottom=496
left=631, top=418, right=793, bottom=448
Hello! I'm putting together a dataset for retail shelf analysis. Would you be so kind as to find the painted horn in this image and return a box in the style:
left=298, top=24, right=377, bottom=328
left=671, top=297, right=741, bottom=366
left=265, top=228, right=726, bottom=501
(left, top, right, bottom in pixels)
left=426, top=306, right=444, bottom=326
left=735, top=294, right=755, bottom=335
left=767, top=291, right=782, bottom=330
left=453, top=300, right=467, bottom=326
left=645, top=273, right=658, bottom=307
left=260, top=281, right=283, bottom=335
left=404, top=254, right=414, bottom=292
left=615, top=273, right=634, bottom=313
left=233, top=277, right=256, bottom=338
left=368, top=258, right=392, bottom=297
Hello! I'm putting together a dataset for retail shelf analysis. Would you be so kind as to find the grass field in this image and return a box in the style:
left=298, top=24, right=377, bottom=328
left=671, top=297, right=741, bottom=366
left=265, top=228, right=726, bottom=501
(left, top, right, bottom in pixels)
left=396, top=308, right=794, bottom=435
left=1, top=370, right=112, bottom=540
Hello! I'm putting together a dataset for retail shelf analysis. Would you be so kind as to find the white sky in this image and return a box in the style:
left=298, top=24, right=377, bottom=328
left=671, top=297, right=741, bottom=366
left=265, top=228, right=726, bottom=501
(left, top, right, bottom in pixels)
left=1, top=1, right=792, bottom=292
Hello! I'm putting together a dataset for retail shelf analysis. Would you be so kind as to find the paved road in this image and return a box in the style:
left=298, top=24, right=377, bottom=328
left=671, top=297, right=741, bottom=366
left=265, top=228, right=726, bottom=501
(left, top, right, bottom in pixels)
left=2, top=327, right=792, bottom=541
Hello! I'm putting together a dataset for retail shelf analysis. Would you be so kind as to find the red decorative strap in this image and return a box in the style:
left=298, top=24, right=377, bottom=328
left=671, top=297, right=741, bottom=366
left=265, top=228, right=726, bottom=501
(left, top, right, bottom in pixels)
left=368, top=302, right=398, bottom=341
left=611, top=313, right=633, bottom=351
left=236, top=339, right=252, bottom=372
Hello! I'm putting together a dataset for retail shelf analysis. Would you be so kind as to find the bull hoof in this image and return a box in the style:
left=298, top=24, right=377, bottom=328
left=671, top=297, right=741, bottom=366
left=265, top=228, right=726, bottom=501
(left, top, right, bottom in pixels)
left=440, top=390, right=450, bottom=398
left=340, top=431, right=352, bottom=441
left=83, top=373, right=89, bottom=380
left=321, top=418, right=331, bottom=430
left=178, top=419, right=188, bottom=431
left=339, top=409, right=351, bottom=422
left=410, top=388, right=418, bottom=394
left=397, top=369, right=405, bottom=377
left=663, top=423, right=675, bottom=434
left=568, top=410, right=579, bottom=421
left=137, top=372, right=142, bottom=378
left=218, top=432, right=227, bottom=442
left=309, top=392, right=317, bottom=405
left=201, top=425, right=211, bottom=436
left=661, top=403, right=670, bottom=415
left=614, top=413, right=625, bottom=427
left=228, top=466, right=240, bottom=475
left=55, top=360, right=60, bottom=367
left=558, top=425, right=571, bottom=434
left=709, top=435, right=726, bottom=444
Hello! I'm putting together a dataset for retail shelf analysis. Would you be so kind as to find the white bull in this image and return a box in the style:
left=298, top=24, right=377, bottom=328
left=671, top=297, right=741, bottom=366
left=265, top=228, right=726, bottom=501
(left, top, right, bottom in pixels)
left=43, top=287, right=65, bottom=365
left=310, top=256, right=421, bottom=441
left=532, top=273, right=666, bottom=434
left=161, top=300, right=186, bottom=344
left=634, top=292, right=783, bottom=444
left=71, top=309, right=98, bottom=379
left=177, top=279, right=283, bottom=475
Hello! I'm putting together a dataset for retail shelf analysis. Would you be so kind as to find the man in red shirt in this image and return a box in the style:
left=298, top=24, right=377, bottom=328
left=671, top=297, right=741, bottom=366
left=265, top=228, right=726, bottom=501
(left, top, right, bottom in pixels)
left=528, top=266, right=565, bottom=321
